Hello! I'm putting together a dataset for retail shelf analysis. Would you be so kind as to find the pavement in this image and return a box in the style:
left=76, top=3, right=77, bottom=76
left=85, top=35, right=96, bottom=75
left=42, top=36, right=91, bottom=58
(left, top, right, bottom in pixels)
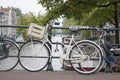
left=0, top=70, right=120, bottom=80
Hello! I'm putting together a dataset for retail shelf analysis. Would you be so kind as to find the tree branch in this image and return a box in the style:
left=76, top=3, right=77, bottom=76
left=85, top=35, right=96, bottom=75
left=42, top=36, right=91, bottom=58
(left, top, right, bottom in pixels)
left=77, top=1, right=120, bottom=7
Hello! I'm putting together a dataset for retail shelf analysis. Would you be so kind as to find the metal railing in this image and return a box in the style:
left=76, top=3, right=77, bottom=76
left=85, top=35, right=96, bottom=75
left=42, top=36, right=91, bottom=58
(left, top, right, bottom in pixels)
left=1, top=24, right=120, bottom=71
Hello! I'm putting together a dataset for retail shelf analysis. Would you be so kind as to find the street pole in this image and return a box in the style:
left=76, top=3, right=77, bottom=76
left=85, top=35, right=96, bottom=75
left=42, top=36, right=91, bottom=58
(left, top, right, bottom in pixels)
left=114, top=3, right=119, bottom=44
left=46, top=24, right=53, bottom=71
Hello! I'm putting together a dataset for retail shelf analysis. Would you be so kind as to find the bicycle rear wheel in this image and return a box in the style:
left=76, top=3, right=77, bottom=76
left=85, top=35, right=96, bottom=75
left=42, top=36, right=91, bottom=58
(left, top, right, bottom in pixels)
left=69, top=40, right=103, bottom=74
left=18, top=40, right=50, bottom=72
left=0, top=39, right=19, bottom=71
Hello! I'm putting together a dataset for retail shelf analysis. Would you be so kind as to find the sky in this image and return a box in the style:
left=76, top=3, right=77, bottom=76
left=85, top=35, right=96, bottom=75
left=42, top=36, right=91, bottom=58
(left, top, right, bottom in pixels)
left=0, top=0, right=47, bottom=15
left=0, top=0, right=63, bottom=24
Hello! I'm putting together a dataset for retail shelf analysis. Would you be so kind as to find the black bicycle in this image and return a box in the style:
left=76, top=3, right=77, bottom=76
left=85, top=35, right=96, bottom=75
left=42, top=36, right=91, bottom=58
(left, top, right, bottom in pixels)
left=93, top=26, right=120, bottom=73
left=0, top=36, right=19, bottom=71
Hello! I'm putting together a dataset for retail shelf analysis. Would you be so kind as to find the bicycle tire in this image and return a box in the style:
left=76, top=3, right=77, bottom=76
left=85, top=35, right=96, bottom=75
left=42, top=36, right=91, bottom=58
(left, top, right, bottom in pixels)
left=69, top=40, right=103, bottom=74
left=18, top=40, right=50, bottom=72
left=0, top=39, right=19, bottom=71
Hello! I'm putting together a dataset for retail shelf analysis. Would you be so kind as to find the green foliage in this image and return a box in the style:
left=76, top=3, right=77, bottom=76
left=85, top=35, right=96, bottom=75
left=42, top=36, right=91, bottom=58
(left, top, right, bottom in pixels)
left=81, top=30, right=91, bottom=39
left=12, top=7, right=22, bottom=16
left=38, top=0, right=120, bottom=26
left=16, top=0, right=120, bottom=40
left=38, top=0, right=120, bottom=39
left=62, top=18, right=79, bottom=26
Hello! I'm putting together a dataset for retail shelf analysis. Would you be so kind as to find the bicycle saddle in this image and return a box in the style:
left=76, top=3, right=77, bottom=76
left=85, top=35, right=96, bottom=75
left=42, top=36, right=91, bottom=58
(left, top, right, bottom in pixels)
left=69, top=26, right=79, bottom=33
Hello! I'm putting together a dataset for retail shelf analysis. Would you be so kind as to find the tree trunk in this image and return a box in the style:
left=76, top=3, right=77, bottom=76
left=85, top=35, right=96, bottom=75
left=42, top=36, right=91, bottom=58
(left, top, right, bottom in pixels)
left=114, top=3, right=119, bottom=44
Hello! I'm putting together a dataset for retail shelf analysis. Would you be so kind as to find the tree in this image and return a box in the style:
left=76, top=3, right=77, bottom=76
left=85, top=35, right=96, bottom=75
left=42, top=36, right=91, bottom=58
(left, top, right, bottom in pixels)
left=38, top=0, right=120, bottom=43
left=62, top=18, right=79, bottom=26
left=12, top=7, right=22, bottom=16
left=38, top=0, right=120, bottom=25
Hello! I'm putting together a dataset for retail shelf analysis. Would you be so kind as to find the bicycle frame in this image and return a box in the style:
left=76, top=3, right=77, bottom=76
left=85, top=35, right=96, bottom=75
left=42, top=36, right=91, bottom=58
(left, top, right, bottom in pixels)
left=41, top=32, right=84, bottom=62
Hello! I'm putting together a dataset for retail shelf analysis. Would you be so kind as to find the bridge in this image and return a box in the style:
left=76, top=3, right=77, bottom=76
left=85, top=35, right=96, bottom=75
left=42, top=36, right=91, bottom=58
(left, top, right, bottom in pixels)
left=0, top=24, right=120, bottom=72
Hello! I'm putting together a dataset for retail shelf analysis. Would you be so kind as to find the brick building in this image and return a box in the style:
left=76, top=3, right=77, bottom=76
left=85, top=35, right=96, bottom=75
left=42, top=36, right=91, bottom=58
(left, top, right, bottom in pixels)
left=0, top=6, right=17, bottom=38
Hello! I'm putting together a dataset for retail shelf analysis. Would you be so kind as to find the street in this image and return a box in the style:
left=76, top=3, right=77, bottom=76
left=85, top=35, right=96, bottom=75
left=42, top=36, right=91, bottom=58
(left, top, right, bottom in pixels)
left=0, top=70, right=120, bottom=80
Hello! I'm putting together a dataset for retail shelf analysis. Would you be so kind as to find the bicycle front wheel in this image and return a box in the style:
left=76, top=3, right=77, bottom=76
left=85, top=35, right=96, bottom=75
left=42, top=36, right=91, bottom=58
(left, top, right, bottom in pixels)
left=18, top=40, right=50, bottom=72
left=0, top=39, right=19, bottom=71
left=69, top=40, right=103, bottom=74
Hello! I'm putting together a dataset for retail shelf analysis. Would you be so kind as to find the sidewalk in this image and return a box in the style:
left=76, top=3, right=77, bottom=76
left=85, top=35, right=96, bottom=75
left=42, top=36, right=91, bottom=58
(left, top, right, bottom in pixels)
left=0, top=71, right=120, bottom=80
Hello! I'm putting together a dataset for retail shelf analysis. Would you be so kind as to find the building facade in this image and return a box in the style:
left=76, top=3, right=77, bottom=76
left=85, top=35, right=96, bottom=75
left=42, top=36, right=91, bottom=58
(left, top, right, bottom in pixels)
left=0, top=6, right=17, bottom=38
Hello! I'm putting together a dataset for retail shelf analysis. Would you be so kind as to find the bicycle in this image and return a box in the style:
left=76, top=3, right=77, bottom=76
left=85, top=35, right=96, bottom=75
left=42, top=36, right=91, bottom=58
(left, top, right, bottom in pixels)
left=18, top=23, right=103, bottom=74
left=94, top=26, right=120, bottom=73
left=0, top=35, right=19, bottom=71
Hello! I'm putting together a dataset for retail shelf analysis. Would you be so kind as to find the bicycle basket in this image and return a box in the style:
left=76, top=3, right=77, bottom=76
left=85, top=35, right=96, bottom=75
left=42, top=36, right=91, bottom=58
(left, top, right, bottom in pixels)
left=27, top=23, right=46, bottom=39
